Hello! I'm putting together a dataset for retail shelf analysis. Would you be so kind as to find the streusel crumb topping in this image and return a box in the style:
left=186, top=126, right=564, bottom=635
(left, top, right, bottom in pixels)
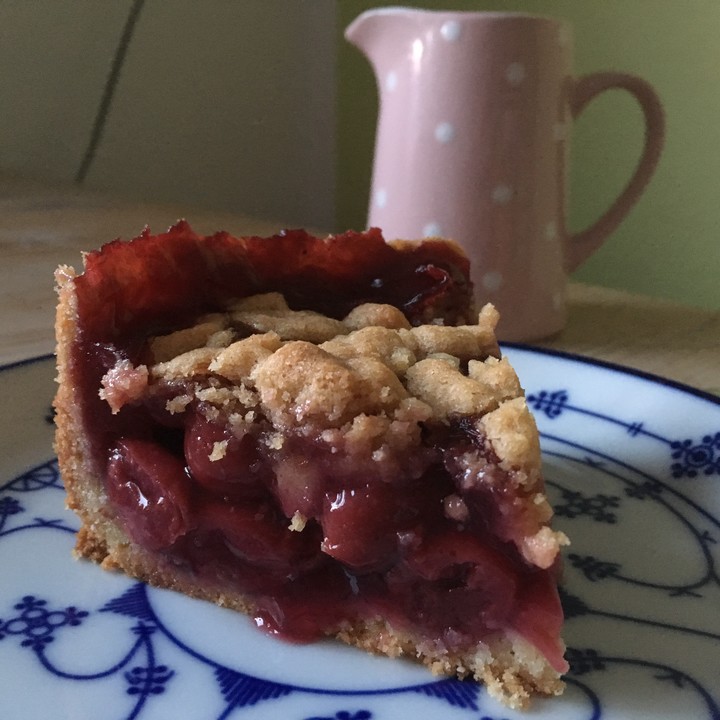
left=139, top=296, right=508, bottom=431
left=104, top=295, right=530, bottom=441
left=99, top=295, right=560, bottom=555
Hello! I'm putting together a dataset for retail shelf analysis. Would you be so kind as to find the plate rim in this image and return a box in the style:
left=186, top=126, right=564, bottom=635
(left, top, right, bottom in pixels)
left=503, top=342, right=719, bottom=407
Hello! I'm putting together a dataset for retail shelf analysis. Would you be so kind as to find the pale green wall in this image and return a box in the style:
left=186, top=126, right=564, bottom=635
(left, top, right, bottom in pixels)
left=338, top=0, right=720, bottom=310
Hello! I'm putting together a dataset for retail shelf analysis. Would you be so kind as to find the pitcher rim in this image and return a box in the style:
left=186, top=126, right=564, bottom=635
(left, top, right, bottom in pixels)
left=352, top=6, right=569, bottom=26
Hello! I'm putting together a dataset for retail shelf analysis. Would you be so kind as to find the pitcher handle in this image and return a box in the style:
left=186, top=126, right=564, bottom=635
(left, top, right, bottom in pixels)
left=567, top=72, right=665, bottom=272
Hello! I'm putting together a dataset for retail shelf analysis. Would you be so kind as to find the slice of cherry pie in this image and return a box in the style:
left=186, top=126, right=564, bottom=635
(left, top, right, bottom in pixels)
left=54, top=223, right=568, bottom=709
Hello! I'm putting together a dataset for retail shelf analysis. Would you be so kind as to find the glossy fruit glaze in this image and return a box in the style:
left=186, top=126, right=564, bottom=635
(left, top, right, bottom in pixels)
left=68, top=224, right=566, bottom=672
left=106, top=407, right=565, bottom=671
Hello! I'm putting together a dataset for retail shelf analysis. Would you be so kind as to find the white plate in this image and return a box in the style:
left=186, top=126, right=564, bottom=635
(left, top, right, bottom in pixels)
left=1, top=350, right=718, bottom=720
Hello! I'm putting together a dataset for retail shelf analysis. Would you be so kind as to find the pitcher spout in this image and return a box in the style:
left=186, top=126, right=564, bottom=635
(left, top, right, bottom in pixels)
left=345, top=6, right=414, bottom=64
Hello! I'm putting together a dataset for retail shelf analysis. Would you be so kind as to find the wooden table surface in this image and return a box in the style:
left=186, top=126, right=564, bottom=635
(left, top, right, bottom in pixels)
left=2, top=174, right=718, bottom=397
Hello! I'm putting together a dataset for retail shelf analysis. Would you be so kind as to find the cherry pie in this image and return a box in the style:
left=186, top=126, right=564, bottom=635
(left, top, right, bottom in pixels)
left=54, top=223, right=568, bottom=708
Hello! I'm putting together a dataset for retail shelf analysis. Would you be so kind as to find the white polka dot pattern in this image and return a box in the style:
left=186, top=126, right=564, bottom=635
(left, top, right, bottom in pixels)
left=422, top=222, right=442, bottom=238
left=491, top=184, right=513, bottom=205
left=505, top=62, right=526, bottom=86
left=434, top=122, right=455, bottom=143
left=440, top=20, right=461, bottom=42
left=558, top=24, right=571, bottom=47
left=482, top=271, right=503, bottom=293
left=553, top=122, right=568, bottom=142
left=350, top=8, right=589, bottom=340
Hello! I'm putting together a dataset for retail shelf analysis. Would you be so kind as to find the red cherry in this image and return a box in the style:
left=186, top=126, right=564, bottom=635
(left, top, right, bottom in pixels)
left=197, top=499, right=319, bottom=575
left=404, top=531, right=518, bottom=627
left=272, top=450, right=326, bottom=519
left=320, top=484, right=399, bottom=572
left=107, top=438, right=193, bottom=550
left=184, top=413, right=272, bottom=498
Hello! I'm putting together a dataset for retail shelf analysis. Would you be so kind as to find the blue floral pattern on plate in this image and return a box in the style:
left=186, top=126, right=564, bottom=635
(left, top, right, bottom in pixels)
left=0, top=350, right=718, bottom=719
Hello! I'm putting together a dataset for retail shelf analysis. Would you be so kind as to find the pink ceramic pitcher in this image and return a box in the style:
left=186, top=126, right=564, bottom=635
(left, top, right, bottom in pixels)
left=346, top=8, right=664, bottom=341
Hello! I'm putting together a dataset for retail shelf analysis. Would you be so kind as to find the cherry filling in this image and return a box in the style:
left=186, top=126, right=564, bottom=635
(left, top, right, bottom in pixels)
left=69, top=226, right=565, bottom=673
left=184, top=411, right=273, bottom=499
left=102, top=400, right=565, bottom=672
left=321, top=485, right=402, bottom=572
left=106, top=439, right=193, bottom=551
